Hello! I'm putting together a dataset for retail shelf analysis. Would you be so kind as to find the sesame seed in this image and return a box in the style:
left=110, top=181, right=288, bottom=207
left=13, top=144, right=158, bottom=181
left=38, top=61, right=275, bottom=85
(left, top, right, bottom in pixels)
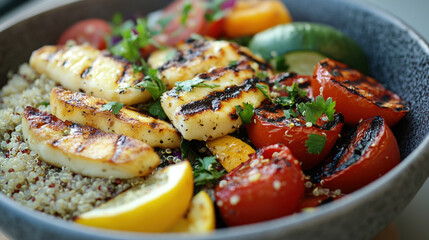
left=306, top=122, right=313, bottom=127
left=230, top=195, right=240, bottom=205
left=217, top=200, right=223, bottom=207
left=219, top=180, right=227, bottom=188
left=249, top=173, right=261, bottom=182
left=305, top=181, right=313, bottom=188
left=273, top=180, right=281, bottom=190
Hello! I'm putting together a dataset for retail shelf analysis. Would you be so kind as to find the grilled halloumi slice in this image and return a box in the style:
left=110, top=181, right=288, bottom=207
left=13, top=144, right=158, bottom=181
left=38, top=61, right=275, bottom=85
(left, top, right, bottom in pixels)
left=29, top=44, right=152, bottom=105
left=50, top=87, right=181, bottom=148
left=150, top=39, right=272, bottom=89
left=161, top=61, right=267, bottom=141
left=21, top=106, right=160, bottom=179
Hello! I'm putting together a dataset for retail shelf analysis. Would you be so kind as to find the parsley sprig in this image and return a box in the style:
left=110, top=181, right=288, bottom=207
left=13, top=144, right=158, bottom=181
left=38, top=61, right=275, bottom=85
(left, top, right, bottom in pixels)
left=192, top=156, right=226, bottom=186
left=205, top=0, right=227, bottom=22
left=305, top=133, right=327, bottom=155
left=175, top=78, right=220, bottom=92
left=235, top=103, right=254, bottom=125
left=297, top=95, right=336, bottom=125
left=101, top=101, right=124, bottom=114
left=180, top=1, right=193, bottom=26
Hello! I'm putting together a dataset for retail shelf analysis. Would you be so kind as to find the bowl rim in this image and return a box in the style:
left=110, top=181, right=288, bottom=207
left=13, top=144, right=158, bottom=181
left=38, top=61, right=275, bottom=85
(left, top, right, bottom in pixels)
left=0, top=0, right=428, bottom=239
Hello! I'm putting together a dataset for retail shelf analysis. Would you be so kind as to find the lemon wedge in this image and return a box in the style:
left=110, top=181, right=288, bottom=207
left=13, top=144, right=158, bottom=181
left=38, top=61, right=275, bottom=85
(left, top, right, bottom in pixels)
left=168, top=191, right=216, bottom=233
left=75, top=161, right=194, bottom=232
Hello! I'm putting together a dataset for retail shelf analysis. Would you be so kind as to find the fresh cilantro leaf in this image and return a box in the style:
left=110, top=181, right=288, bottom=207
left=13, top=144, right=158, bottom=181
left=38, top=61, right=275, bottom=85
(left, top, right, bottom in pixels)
left=101, top=102, right=124, bottom=114
left=305, top=133, right=327, bottom=155
left=175, top=78, right=219, bottom=92
left=192, top=156, right=226, bottom=186
left=204, top=0, right=227, bottom=22
left=256, top=83, right=271, bottom=99
left=134, top=59, right=167, bottom=100
left=235, top=103, right=254, bottom=125
left=39, top=101, right=50, bottom=107
left=256, top=71, right=269, bottom=80
left=283, top=109, right=298, bottom=119
left=228, top=60, right=238, bottom=67
left=180, top=1, right=193, bottom=26
left=303, top=95, right=336, bottom=124
left=148, top=100, right=167, bottom=120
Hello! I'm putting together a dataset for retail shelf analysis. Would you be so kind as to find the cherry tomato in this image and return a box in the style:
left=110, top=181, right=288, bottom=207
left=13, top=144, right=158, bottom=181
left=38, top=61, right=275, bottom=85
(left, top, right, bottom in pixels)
left=246, top=99, right=344, bottom=170
left=319, top=116, right=400, bottom=193
left=312, top=58, right=409, bottom=126
left=57, top=19, right=111, bottom=50
left=156, top=0, right=206, bottom=46
left=201, top=18, right=225, bottom=38
left=215, top=144, right=305, bottom=226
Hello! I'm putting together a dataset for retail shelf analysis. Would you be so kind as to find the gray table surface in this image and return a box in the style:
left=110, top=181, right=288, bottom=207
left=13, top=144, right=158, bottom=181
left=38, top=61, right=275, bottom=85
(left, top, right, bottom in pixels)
left=0, top=0, right=428, bottom=239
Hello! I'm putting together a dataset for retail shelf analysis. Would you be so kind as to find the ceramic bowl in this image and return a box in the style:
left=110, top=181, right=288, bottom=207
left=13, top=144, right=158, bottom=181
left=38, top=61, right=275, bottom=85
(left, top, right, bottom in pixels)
left=0, top=0, right=428, bottom=239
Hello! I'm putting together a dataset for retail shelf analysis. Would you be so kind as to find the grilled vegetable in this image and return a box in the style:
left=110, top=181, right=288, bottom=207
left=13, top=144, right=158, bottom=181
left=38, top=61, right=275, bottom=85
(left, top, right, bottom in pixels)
left=249, top=22, right=369, bottom=73
left=21, top=106, right=160, bottom=178
left=153, top=39, right=272, bottom=89
left=206, top=135, right=255, bottom=172
left=161, top=61, right=267, bottom=141
left=312, top=58, right=409, bottom=126
left=29, top=45, right=152, bottom=105
left=318, top=116, right=400, bottom=193
left=50, top=88, right=181, bottom=148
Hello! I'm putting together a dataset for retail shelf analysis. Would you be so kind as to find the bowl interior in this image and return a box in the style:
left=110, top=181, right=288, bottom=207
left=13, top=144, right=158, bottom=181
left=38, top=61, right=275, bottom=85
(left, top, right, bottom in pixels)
left=0, top=0, right=428, bottom=239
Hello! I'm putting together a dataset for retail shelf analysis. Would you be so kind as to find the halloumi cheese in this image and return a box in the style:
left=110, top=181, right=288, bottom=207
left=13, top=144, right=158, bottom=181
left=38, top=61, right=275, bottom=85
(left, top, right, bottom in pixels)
left=21, top=106, right=160, bottom=179
left=29, top=44, right=152, bottom=105
left=161, top=61, right=268, bottom=141
left=50, top=87, right=181, bottom=148
left=151, top=39, right=272, bottom=89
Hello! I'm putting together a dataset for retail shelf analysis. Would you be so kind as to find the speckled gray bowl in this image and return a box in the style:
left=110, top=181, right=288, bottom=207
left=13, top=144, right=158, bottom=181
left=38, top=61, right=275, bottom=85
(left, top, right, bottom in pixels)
left=0, top=0, right=428, bottom=239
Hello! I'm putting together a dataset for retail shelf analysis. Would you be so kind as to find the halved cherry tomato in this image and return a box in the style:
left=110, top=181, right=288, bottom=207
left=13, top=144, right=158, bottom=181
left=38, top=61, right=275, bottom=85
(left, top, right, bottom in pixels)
left=247, top=101, right=344, bottom=169
left=215, top=144, right=305, bottom=226
left=312, top=58, right=409, bottom=126
left=155, top=0, right=206, bottom=46
left=319, top=116, right=400, bottom=194
left=57, top=19, right=111, bottom=50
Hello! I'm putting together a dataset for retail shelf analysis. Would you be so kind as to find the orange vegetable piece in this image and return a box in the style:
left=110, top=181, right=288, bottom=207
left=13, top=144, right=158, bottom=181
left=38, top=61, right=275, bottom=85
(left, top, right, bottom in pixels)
left=224, top=0, right=292, bottom=38
left=206, top=135, right=255, bottom=172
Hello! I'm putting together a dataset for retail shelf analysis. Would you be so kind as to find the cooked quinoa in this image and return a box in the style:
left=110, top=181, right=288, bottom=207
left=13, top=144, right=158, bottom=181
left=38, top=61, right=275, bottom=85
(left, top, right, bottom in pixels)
left=0, top=64, right=147, bottom=220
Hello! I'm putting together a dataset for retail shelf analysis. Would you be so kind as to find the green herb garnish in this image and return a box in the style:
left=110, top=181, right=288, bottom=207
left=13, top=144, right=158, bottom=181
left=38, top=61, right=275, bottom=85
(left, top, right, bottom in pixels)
left=180, top=1, right=193, bottom=26
left=39, top=101, right=50, bottom=107
left=101, top=101, right=124, bottom=114
left=298, top=95, right=336, bottom=125
left=228, top=60, right=238, bottom=67
left=134, top=59, right=167, bottom=100
left=204, top=0, right=227, bottom=22
left=256, top=83, right=271, bottom=99
left=148, top=99, right=167, bottom=120
left=192, top=156, right=226, bottom=186
left=175, top=78, right=220, bottom=92
left=235, top=103, right=254, bottom=125
left=305, top=133, right=327, bottom=155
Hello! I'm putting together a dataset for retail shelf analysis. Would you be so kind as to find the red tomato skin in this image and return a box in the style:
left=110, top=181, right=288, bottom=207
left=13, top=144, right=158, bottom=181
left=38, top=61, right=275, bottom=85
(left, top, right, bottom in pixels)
left=312, top=58, right=408, bottom=127
left=57, top=19, right=111, bottom=50
left=156, top=0, right=205, bottom=46
left=201, top=18, right=225, bottom=38
left=320, top=116, right=400, bottom=193
left=246, top=103, right=344, bottom=169
left=215, top=144, right=305, bottom=226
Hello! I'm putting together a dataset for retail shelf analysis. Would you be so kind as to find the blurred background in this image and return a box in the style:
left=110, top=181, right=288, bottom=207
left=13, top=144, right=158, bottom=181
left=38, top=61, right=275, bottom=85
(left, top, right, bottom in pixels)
left=0, top=0, right=428, bottom=239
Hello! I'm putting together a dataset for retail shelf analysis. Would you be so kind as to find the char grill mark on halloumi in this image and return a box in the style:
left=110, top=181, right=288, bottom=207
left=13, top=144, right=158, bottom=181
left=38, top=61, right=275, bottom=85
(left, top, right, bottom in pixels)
left=161, top=61, right=268, bottom=141
left=153, top=39, right=272, bottom=89
left=29, top=45, right=152, bottom=105
left=50, top=88, right=181, bottom=148
left=21, top=106, right=160, bottom=179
